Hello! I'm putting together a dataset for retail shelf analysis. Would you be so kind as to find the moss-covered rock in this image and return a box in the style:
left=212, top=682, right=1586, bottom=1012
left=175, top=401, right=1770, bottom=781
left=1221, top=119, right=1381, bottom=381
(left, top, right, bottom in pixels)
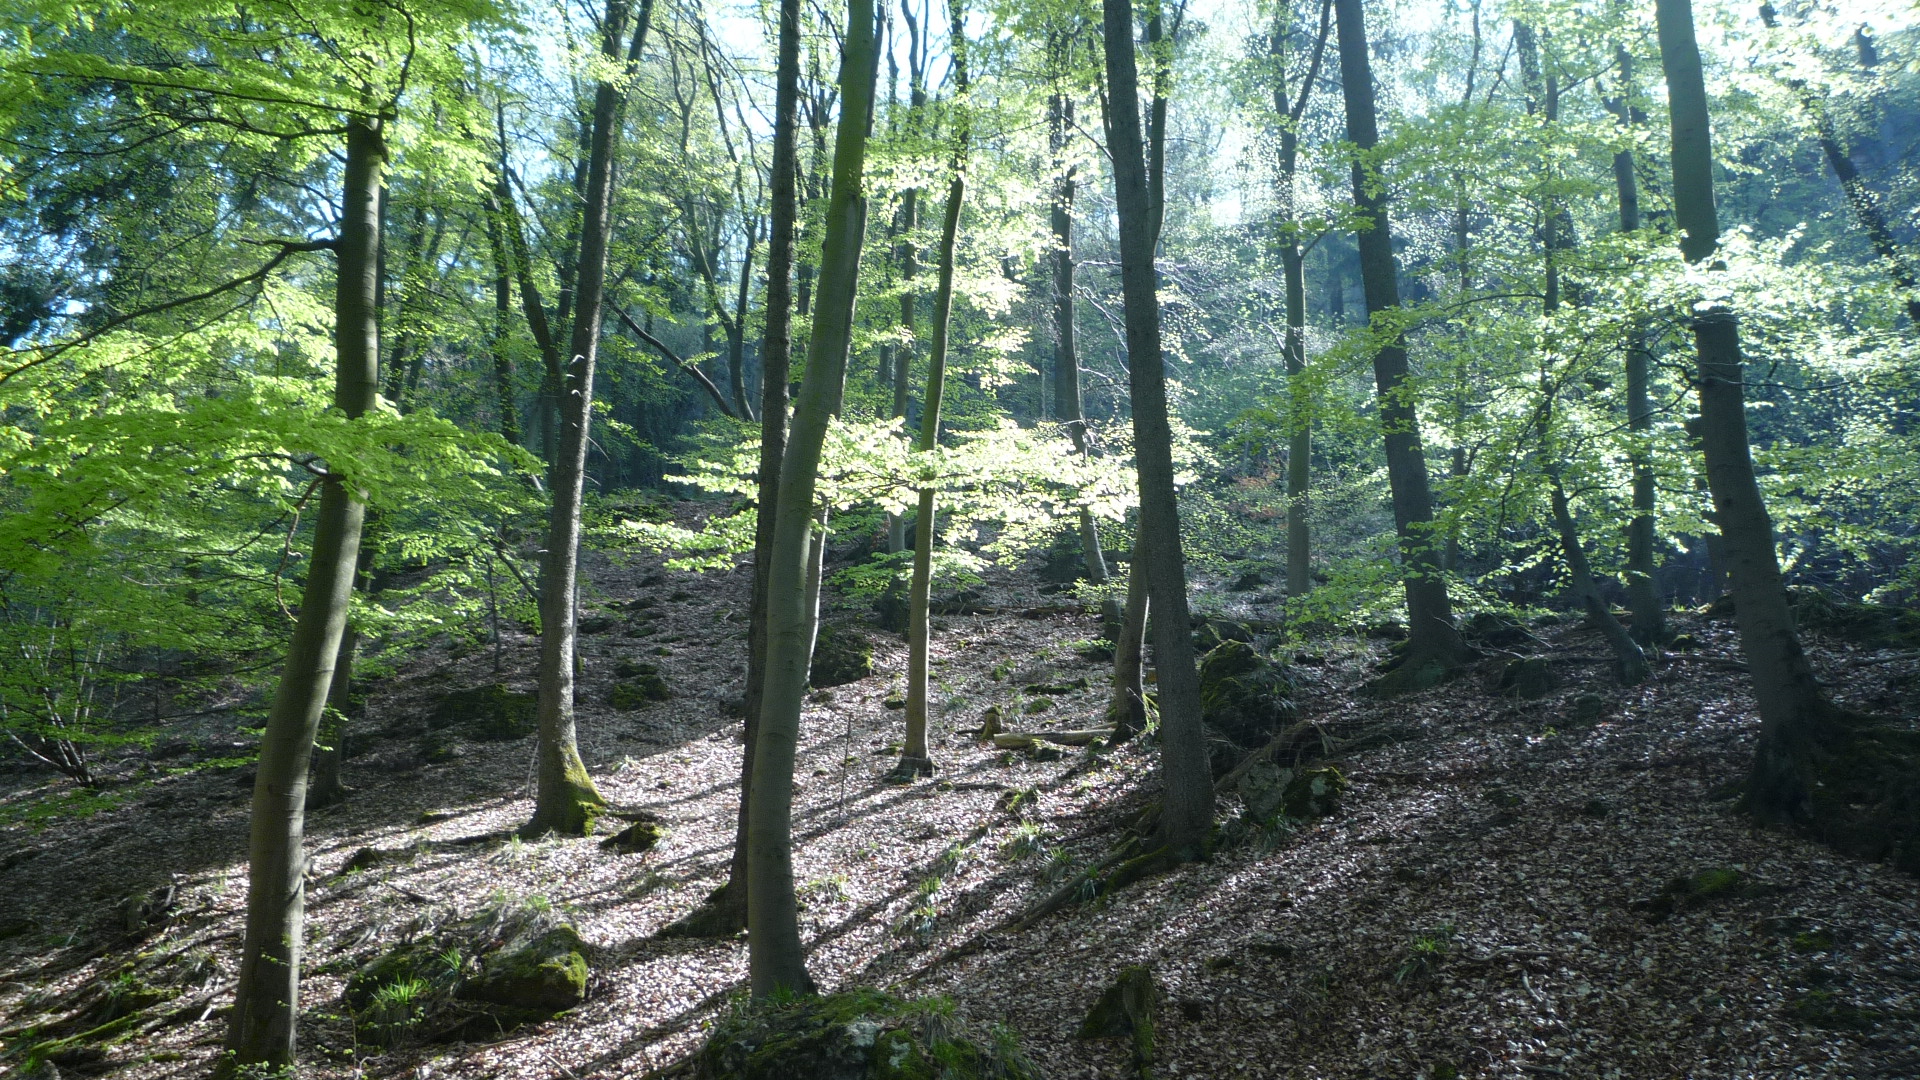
left=430, top=683, right=537, bottom=741
left=694, top=989, right=1037, bottom=1080
left=600, top=815, right=666, bottom=855
left=458, top=925, right=590, bottom=1015
left=1079, top=965, right=1158, bottom=1072
left=811, top=623, right=876, bottom=687
left=1464, top=611, right=1535, bottom=647
left=609, top=662, right=672, bottom=709
left=1498, top=657, right=1554, bottom=699
left=1198, top=640, right=1296, bottom=748
left=1238, top=763, right=1348, bottom=822
left=1632, top=866, right=1770, bottom=919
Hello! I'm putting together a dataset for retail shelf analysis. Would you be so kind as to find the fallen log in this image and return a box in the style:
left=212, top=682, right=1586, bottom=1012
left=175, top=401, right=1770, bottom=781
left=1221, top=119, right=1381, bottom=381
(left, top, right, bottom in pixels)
left=993, top=729, right=1113, bottom=749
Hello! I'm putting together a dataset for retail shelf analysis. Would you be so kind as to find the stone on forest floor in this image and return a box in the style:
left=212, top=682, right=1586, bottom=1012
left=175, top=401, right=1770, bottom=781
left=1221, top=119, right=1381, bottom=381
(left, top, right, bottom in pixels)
left=429, top=683, right=537, bottom=741
left=1631, top=867, right=1773, bottom=919
left=600, top=814, right=666, bottom=854
left=694, top=988, right=1038, bottom=1080
left=1198, top=639, right=1296, bottom=748
left=811, top=623, right=875, bottom=687
left=1239, top=762, right=1348, bottom=822
left=1498, top=657, right=1554, bottom=699
left=343, top=899, right=592, bottom=1047
left=1464, top=611, right=1536, bottom=648
left=1079, top=964, right=1159, bottom=1073
left=609, top=662, right=671, bottom=709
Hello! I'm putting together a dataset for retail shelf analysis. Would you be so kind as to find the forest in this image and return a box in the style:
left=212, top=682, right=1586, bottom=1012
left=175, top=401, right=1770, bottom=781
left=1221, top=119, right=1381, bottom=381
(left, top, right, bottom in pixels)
left=1, top=0, right=1919, bottom=1075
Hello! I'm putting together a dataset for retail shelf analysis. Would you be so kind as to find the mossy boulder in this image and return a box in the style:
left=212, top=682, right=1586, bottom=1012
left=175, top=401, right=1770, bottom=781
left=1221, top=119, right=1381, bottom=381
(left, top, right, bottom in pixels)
left=1079, top=965, right=1159, bottom=1072
left=1498, top=657, right=1554, bottom=699
left=1197, top=640, right=1296, bottom=748
left=811, top=623, right=876, bottom=687
left=1238, top=761, right=1350, bottom=821
left=609, top=661, right=672, bottom=709
left=1465, top=611, right=1535, bottom=648
left=458, top=925, right=590, bottom=1015
left=1632, top=866, right=1771, bottom=920
left=694, top=989, right=1037, bottom=1080
left=600, top=814, right=666, bottom=855
left=1193, top=617, right=1256, bottom=654
left=430, top=683, right=537, bottom=741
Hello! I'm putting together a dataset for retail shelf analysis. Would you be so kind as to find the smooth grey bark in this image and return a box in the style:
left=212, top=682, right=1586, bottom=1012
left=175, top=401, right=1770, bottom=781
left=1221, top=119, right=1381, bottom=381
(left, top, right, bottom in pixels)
left=528, top=0, right=655, bottom=837
left=1101, top=0, right=1212, bottom=858
left=887, top=8, right=928, bottom=558
left=221, top=114, right=383, bottom=1078
left=1656, top=0, right=1833, bottom=822
left=747, top=0, right=878, bottom=998
left=1333, top=0, right=1468, bottom=691
left=676, top=0, right=802, bottom=941
left=898, top=8, right=969, bottom=781
left=1105, top=551, right=1150, bottom=744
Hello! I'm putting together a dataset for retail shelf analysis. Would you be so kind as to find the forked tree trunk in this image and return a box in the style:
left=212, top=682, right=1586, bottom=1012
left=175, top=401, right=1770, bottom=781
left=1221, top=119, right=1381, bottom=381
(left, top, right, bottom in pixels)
left=527, top=0, right=655, bottom=837
left=677, top=0, right=803, bottom=942
left=220, top=114, right=383, bottom=1079
left=747, top=0, right=878, bottom=998
left=1100, top=0, right=1212, bottom=860
left=1333, top=0, right=1468, bottom=692
left=898, top=10, right=969, bottom=781
left=1656, top=0, right=1833, bottom=821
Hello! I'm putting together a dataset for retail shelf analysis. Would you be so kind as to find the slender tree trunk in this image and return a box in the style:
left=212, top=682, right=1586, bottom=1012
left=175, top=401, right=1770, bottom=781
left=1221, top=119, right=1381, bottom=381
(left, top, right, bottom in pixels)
left=676, top=0, right=803, bottom=942
left=897, top=13, right=969, bottom=780
left=1106, top=550, right=1150, bottom=743
left=1100, top=0, right=1212, bottom=859
left=1657, top=0, right=1833, bottom=822
left=307, top=535, right=376, bottom=811
left=1333, top=0, right=1468, bottom=691
left=747, top=0, right=877, bottom=998
left=1609, top=46, right=1664, bottom=644
left=887, top=28, right=927, bottom=558
left=484, top=187, right=521, bottom=446
left=220, top=115, right=383, bottom=1079
left=527, top=0, right=655, bottom=837
left=1049, top=88, right=1119, bottom=640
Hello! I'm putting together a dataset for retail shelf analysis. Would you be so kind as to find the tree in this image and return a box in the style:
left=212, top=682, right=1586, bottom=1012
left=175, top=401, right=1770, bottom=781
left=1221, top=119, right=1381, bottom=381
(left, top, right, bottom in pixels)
left=1100, top=0, right=1212, bottom=861
left=1332, top=0, right=1470, bottom=692
left=525, top=0, right=657, bottom=838
left=747, top=0, right=880, bottom=998
left=896, top=1, right=971, bottom=782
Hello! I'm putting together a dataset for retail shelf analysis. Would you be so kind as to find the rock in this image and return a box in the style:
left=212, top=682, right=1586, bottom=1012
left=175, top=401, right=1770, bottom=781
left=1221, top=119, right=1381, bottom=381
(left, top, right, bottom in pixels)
left=1193, top=617, right=1255, bottom=653
left=1570, top=693, right=1607, bottom=722
left=695, top=988, right=1038, bottom=1080
left=1197, top=640, right=1296, bottom=748
left=600, top=815, right=666, bottom=855
left=1580, top=798, right=1611, bottom=818
left=810, top=623, right=874, bottom=688
left=609, top=663, right=671, bottom=709
left=457, top=924, right=591, bottom=1015
left=1631, top=867, right=1768, bottom=919
left=873, top=579, right=910, bottom=635
left=1464, top=611, right=1535, bottom=647
left=1498, top=657, right=1554, bottom=699
left=577, top=614, right=618, bottom=635
left=1241, top=762, right=1348, bottom=822
left=1228, top=569, right=1268, bottom=592
left=430, top=684, right=537, bottom=741
left=1079, top=965, right=1159, bottom=1071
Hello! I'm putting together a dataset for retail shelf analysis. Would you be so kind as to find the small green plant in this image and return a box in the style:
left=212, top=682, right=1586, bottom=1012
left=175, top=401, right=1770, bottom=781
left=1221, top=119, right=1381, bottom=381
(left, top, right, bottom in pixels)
left=1041, top=846, right=1077, bottom=884
left=1394, top=924, right=1456, bottom=986
left=797, top=874, right=850, bottom=905
left=1001, top=821, right=1046, bottom=861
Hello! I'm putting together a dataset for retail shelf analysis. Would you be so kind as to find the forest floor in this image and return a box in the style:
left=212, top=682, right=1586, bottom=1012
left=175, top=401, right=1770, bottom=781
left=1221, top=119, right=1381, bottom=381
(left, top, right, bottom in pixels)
left=2, top=512, right=1919, bottom=1080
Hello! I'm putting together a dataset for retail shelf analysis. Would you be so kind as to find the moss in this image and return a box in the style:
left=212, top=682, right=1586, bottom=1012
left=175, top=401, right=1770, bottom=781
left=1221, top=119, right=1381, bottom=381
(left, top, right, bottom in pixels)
left=696, top=990, right=1034, bottom=1080
left=1787, top=989, right=1880, bottom=1030
left=1498, top=657, right=1554, bottom=699
left=459, top=925, right=590, bottom=1014
left=430, top=684, right=537, bottom=741
left=608, top=662, right=671, bottom=709
left=1197, top=640, right=1295, bottom=748
left=600, top=816, right=666, bottom=854
left=27, top=1013, right=140, bottom=1067
left=1079, top=965, right=1158, bottom=1072
left=811, top=623, right=876, bottom=687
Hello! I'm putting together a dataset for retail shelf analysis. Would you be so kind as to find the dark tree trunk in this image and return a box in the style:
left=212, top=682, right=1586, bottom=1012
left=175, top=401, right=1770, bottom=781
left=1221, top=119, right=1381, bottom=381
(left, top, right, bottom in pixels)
left=221, top=114, right=383, bottom=1078
left=1100, top=0, right=1212, bottom=859
left=1608, top=47, right=1664, bottom=644
left=1333, top=0, right=1468, bottom=692
left=527, top=0, right=656, bottom=837
left=1657, top=0, right=1834, bottom=822
left=747, top=0, right=877, bottom=998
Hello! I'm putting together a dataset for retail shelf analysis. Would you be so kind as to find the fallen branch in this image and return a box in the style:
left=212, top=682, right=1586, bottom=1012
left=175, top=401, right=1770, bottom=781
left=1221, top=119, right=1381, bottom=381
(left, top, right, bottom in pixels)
left=992, top=729, right=1111, bottom=749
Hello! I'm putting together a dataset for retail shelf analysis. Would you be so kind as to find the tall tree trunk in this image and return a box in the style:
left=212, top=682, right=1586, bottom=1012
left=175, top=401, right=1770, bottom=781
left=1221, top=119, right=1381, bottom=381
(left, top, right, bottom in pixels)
left=484, top=186, right=521, bottom=446
left=887, top=14, right=928, bottom=558
left=1270, top=0, right=1330, bottom=599
left=1657, top=0, right=1833, bottom=822
left=897, top=9, right=969, bottom=781
left=1609, top=46, right=1664, bottom=644
left=747, top=0, right=877, bottom=998
left=1333, top=0, right=1468, bottom=692
left=1516, top=20, right=1646, bottom=684
left=1105, top=550, right=1150, bottom=743
left=527, top=0, right=655, bottom=837
left=1048, top=87, right=1119, bottom=641
left=220, top=114, right=383, bottom=1079
left=1100, top=0, right=1212, bottom=859
left=665, top=0, right=804, bottom=941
